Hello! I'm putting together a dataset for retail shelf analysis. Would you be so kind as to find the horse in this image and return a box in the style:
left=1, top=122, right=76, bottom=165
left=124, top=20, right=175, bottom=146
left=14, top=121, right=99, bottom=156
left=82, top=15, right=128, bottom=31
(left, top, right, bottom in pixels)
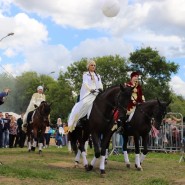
left=121, top=99, right=171, bottom=171
left=26, top=101, right=51, bottom=154
left=69, top=84, right=134, bottom=175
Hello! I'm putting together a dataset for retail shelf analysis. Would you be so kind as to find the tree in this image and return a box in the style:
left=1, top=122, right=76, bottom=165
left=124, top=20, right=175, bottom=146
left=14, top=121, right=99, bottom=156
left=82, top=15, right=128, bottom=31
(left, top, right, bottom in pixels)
left=65, top=55, right=128, bottom=95
left=46, top=71, right=74, bottom=123
left=128, top=47, right=179, bottom=101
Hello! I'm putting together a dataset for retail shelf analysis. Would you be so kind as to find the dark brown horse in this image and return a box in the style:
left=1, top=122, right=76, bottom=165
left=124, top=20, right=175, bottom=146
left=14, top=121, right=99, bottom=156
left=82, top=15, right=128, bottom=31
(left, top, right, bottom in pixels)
left=121, top=99, right=171, bottom=171
left=27, top=101, right=51, bottom=154
left=69, top=84, right=133, bottom=174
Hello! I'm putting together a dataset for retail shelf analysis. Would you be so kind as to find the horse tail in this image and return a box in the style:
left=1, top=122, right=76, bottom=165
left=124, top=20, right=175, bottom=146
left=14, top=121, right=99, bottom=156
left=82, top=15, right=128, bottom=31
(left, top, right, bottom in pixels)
left=68, top=130, right=78, bottom=154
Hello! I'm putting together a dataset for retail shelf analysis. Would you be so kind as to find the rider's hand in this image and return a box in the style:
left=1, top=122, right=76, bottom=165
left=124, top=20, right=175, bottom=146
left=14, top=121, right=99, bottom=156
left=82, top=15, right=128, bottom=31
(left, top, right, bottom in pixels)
left=98, top=88, right=103, bottom=93
left=90, top=89, right=96, bottom=93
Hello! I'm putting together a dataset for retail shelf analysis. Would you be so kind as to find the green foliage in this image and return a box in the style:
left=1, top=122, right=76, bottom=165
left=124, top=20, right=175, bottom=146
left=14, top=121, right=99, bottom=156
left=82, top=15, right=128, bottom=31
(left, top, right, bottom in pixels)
left=169, top=93, right=185, bottom=115
left=128, top=46, right=179, bottom=101
left=1, top=48, right=185, bottom=121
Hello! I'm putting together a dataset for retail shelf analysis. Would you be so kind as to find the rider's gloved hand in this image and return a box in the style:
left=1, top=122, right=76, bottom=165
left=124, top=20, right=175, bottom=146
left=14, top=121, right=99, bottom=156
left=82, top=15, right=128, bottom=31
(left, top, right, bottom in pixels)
left=90, top=89, right=96, bottom=93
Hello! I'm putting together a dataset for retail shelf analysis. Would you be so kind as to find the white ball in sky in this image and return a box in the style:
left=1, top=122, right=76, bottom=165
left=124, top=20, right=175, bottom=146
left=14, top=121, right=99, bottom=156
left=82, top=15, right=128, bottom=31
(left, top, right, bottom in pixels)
left=101, top=0, right=121, bottom=17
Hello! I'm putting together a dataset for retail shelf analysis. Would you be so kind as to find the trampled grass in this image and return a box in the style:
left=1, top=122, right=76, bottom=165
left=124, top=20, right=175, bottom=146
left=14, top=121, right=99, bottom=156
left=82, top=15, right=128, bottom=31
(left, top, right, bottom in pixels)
left=0, top=146, right=185, bottom=185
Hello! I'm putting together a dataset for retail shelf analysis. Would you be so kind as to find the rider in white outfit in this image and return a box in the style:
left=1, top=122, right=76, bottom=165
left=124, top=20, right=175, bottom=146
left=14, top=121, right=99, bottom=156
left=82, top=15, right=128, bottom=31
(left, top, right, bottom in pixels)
left=68, top=60, right=103, bottom=132
left=22, top=85, right=46, bottom=132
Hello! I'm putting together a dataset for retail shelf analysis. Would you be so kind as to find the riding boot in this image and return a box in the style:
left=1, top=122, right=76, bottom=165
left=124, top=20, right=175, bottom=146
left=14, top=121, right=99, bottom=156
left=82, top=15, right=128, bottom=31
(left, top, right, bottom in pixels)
left=117, top=119, right=124, bottom=134
left=22, top=123, right=28, bottom=133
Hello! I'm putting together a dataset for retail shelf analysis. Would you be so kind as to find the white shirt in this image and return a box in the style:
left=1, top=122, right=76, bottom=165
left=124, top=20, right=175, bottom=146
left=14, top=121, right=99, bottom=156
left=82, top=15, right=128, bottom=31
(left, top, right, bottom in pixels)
left=80, top=72, right=103, bottom=100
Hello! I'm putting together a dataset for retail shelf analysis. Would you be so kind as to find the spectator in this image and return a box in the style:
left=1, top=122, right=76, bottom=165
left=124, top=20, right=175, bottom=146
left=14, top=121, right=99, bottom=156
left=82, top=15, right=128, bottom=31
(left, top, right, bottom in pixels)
left=16, top=113, right=26, bottom=148
left=0, top=112, right=4, bottom=148
left=9, top=116, right=18, bottom=148
left=55, top=118, right=64, bottom=148
left=2, top=113, right=11, bottom=148
left=44, top=126, right=51, bottom=148
left=0, top=88, right=10, bottom=105
left=62, top=123, right=69, bottom=146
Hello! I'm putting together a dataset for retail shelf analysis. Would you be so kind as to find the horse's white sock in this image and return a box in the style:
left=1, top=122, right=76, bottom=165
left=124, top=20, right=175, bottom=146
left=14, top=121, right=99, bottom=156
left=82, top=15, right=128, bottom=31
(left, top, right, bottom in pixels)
left=75, top=149, right=81, bottom=162
left=91, top=156, right=97, bottom=166
left=81, top=151, right=88, bottom=166
left=100, top=156, right=106, bottom=170
left=135, top=154, right=141, bottom=167
left=28, top=142, right=31, bottom=150
left=33, top=140, right=37, bottom=147
left=123, top=151, right=130, bottom=164
left=38, top=143, right=43, bottom=150
left=140, top=153, right=146, bottom=163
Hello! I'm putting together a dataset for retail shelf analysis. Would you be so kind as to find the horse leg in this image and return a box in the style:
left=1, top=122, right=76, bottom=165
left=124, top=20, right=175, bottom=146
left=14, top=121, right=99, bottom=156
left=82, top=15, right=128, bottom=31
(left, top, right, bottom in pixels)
left=122, top=135, right=131, bottom=168
left=134, top=136, right=143, bottom=171
left=74, top=149, right=81, bottom=167
left=87, top=133, right=100, bottom=171
left=99, top=131, right=114, bottom=175
left=38, top=131, right=44, bottom=155
left=140, top=135, right=148, bottom=164
left=31, top=128, right=37, bottom=151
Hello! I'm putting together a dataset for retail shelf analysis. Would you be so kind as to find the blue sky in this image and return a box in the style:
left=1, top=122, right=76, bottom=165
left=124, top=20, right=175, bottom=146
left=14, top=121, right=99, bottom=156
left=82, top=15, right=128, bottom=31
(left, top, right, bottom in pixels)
left=0, top=0, right=185, bottom=97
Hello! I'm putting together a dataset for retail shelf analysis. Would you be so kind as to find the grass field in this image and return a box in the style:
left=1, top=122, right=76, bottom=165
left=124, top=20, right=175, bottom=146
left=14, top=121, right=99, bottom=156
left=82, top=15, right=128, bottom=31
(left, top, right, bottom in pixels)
left=0, top=145, right=185, bottom=185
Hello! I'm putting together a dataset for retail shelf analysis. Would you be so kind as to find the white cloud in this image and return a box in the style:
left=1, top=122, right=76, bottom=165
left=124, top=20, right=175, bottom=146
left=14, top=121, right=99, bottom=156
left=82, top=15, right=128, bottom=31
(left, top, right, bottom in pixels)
left=170, top=76, right=185, bottom=98
left=0, top=0, right=185, bottom=98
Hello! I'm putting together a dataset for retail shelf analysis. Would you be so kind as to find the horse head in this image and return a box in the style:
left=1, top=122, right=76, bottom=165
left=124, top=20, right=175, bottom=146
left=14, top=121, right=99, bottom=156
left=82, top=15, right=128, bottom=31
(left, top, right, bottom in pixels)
left=153, top=99, right=171, bottom=130
left=39, top=101, right=52, bottom=116
left=117, top=84, right=134, bottom=121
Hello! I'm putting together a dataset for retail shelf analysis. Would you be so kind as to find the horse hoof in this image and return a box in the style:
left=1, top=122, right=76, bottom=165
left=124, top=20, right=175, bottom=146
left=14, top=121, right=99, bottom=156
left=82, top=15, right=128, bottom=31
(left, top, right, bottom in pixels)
left=74, top=161, right=79, bottom=168
left=28, top=149, right=31, bottom=152
left=135, top=164, right=143, bottom=171
left=100, top=170, right=106, bottom=177
left=105, top=159, right=108, bottom=165
left=39, top=150, right=42, bottom=154
left=126, top=163, right=130, bottom=168
left=31, top=147, right=35, bottom=151
left=86, top=164, right=93, bottom=171
left=84, top=165, right=89, bottom=171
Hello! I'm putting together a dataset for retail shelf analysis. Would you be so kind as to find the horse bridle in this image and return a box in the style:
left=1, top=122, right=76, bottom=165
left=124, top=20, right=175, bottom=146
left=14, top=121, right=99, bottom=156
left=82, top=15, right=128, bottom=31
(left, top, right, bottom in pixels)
left=93, top=90, right=128, bottom=124
left=137, top=103, right=166, bottom=127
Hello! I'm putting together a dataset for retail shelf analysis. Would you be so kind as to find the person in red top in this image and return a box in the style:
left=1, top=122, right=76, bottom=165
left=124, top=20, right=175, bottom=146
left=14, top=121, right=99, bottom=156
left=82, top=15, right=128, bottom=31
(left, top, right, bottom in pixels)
left=125, top=71, right=145, bottom=115
left=116, top=71, right=145, bottom=130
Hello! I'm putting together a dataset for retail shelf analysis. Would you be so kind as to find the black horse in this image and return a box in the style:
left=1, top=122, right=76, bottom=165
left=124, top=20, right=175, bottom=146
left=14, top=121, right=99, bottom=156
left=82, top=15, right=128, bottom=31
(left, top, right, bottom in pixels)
left=121, top=99, right=171, bottom=171
left=27, top=101, right=51, bottom=154
left=69, top=84, right=133, bottom=174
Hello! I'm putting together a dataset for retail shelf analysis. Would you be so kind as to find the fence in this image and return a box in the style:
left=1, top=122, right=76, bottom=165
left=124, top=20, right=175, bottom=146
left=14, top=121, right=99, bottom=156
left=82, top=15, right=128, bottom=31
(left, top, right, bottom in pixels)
left=110, top=112, right=185, bottom=155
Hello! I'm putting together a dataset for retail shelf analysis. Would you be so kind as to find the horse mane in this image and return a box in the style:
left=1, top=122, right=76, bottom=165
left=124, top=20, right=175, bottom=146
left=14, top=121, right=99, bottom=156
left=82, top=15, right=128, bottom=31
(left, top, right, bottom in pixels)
left=140, top=99, right=166, bottom=108
left=98, top=84, right=120, bottom=97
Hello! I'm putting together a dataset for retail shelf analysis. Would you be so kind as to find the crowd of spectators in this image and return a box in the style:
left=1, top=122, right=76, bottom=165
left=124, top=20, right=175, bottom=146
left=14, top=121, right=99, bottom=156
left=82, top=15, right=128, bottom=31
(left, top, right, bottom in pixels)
left=0, top=112, right=71, bottom=149
left=0, top=112, right=26, bottom=148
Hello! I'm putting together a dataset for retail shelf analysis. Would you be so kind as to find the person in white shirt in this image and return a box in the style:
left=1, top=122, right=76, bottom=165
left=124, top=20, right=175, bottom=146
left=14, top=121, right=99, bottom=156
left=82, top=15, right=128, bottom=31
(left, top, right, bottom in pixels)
left=22, top=85, right=46, bottom=132
left=68, top=59, right=103, bottom=132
